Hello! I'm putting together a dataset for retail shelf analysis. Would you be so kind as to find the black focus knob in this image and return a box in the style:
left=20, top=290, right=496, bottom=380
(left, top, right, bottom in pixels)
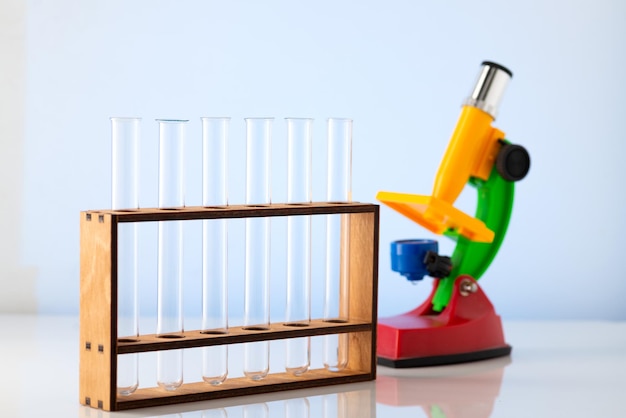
left=496, top=143, right=531, bottom=182
left=423, top=251, right=453, bottom=279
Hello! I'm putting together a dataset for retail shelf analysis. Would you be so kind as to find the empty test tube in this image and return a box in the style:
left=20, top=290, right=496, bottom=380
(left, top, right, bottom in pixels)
left=323, top=118, right=352, bottom=372
left=201, top=117, right=230, bottom=385
left=111, top=117, right=140, bottom=396
left=285, top=118, right=313, bottom=375
left=156, top=119, right=188, bottom=391
left=243, top=117, right=273, bottom=380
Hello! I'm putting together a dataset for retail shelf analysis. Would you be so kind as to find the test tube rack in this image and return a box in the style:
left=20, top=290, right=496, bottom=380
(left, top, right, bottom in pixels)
left=79, top=202, right=379, bottom=411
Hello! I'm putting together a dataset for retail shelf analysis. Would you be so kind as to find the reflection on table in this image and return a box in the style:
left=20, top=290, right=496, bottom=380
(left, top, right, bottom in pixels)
left=77, top=356, right=509, bottom=418
left=377, top=356, right=510, bottom=418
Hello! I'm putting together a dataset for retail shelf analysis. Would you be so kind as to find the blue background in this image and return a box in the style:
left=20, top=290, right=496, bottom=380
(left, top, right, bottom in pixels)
left=7, top=0, right=626, bottom=320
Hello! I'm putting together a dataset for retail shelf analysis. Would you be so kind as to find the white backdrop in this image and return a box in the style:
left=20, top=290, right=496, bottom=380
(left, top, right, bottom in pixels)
left=3, top=0, right=625, bottom=320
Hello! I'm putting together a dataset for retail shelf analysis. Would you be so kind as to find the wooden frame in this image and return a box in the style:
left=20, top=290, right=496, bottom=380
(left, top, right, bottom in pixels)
left=79, top=202, right=379, bottom=411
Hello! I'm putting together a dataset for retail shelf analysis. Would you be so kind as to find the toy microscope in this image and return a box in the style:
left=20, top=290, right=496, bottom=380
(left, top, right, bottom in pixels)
left=376, top=61, right=530, bottom=367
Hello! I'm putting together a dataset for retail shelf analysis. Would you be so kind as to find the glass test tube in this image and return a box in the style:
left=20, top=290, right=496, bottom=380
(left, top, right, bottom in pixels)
left=156, top=119, right=187, bottom=391
left=323, top=118, right=352, bottom=372
left=243, top=117, right=273, bottom=380
left=201, top=117, right=229, bottom=385
left=111, top=117, right=140, bottom=396
left=285, top=118, right=313, bottom=375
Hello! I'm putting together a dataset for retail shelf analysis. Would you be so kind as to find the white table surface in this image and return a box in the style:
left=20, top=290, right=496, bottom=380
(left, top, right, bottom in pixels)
left=1, top=314, right=625, bottom=418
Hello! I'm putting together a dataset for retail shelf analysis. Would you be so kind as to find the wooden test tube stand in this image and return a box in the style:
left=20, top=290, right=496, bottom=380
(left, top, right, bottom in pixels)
left=79, top=202, right=379, bottom=411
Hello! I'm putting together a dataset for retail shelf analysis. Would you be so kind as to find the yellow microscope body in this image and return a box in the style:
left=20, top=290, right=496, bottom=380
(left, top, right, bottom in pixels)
left=378, top=82, right=508, bottom=244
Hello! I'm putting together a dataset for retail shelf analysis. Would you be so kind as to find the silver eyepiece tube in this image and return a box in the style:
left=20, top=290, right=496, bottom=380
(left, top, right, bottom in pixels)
left=463, top=61, right=513, bottom=119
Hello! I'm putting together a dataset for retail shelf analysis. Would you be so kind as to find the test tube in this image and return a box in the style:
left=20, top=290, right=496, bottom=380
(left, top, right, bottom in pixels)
left=285, top=118, right=313, bottom=375
left=243, top=117, right=273, bottom=380
left=111, top=117, right=140, bottom=396
left=201, top=117, right=229, bottom=385
left=156, top=119, right=187, bottom=391
left=323, top=118, right=352, bottom=372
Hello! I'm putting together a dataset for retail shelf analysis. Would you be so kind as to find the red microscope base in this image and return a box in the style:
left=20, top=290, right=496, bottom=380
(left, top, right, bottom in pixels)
left=377, top=276, right=511, bottom=368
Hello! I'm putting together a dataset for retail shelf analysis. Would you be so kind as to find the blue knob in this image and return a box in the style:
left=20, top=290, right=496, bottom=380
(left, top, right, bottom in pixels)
left=390, top=239, right=439, bottom=281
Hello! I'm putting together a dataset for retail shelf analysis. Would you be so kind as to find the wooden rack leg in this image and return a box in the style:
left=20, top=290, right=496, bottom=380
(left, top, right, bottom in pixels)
left=79, top=212, right=117, bottom=411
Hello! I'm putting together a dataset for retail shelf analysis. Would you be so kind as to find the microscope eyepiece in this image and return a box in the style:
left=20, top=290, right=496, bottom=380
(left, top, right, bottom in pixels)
left=481, top=61, right=513, bottom=77
left=464, top=61, right=513, bottom=119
